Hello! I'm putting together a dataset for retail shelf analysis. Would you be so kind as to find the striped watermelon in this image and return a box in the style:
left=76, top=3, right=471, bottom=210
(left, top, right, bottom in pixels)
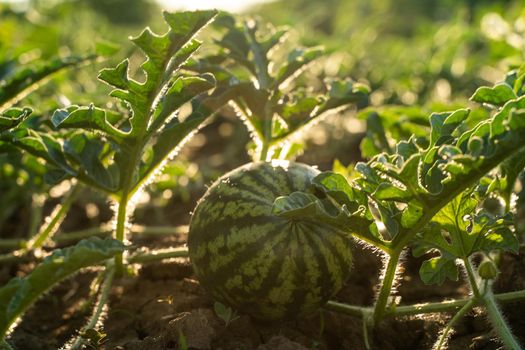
left=188, top=160, right=353, bottom=320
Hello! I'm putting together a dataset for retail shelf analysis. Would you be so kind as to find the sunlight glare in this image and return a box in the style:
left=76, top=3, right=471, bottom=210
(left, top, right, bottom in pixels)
left=157, top=0, right=273, bottom=12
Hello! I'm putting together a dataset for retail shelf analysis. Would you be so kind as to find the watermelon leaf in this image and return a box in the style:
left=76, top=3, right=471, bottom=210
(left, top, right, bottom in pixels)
left=272, top=190, right=382, bottom=248
left=313, top=78, right=525, bottom=251
left=413, top=192, right=518, bottom=285
left=0, top=237, right=125, bottom=338
left=0, top=108, right=32, bottom=133
left=471, top=83, right=517, bottom=107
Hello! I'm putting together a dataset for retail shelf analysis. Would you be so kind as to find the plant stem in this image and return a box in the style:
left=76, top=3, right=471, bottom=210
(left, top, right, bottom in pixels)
left=484, top=289, right=523, bottom=350
left=0, top=239, right=25, bottom=250
left=114, top=194, right=129, bottom=275
left=27, top=183, right=81, bottom=249
left=325, top=289, right=525, bottom=318
left=56, top=224, right=187, bottom=244
left=27, top=193, right=45, bottom=238
left=67, top=266, right=115, bottom=350
left=128, top=247, right=189, bottom=264
left=0, top=225, right=187, bottom=250
left=463, top=258, right=481, bottom=298
left=260, top=142, right=270, bottom=162
left=324, top=301, right=369, bottom=318
left=373, top=248, right=402, bottom=323
left=0, top=339, right=14, bottom=350
left=433, top=298, right=476, bottom=350
left=0, top=251, right=36, bottom=264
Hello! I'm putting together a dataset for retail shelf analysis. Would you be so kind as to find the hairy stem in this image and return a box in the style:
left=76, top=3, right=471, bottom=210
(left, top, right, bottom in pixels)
left=484, top=289, right=523, bottom=350
left=463, top=258, right=482, bottom=298
left=433, top=298, right=476, bottom=350
left=114, top=194, right=129, bottom=275
left=325, top=289, right=525, bottom=318
left=28, top=183, right=81, bottom=249
left=373, top=248, right=402, bottom=322
left=66, top=266, right=115, bottom=350
left=27, top=193, right=45, bottom=238
left=128, top=247, right=189, bottom=264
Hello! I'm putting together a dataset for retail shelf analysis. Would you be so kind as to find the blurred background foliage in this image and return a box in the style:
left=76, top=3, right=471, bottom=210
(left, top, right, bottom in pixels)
left=1, top=0, right=524, bottom=236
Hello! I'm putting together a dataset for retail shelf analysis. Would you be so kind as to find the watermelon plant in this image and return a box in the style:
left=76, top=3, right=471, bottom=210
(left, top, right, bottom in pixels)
left=273, top=68, right=525, bottom=348
left=0, top=10, right=222, bottom=349
left=188, top=13, right=369, bottom=161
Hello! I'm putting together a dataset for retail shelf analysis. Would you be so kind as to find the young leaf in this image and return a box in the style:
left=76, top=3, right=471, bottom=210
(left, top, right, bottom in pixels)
left=471, top=83, right=517, bottom=107
left=0, top=108, right=32, bottom=133
left=272, top=190, right=383, bottom=249
left=414, top=192, right=518, bottom=285
left=0, top=237, right=125, bottom=338
left=95, top=10, right=217, bottom=137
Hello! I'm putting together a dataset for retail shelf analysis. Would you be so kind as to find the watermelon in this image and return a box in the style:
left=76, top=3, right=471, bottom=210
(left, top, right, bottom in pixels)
left=188, top=160, right=353, bottom=320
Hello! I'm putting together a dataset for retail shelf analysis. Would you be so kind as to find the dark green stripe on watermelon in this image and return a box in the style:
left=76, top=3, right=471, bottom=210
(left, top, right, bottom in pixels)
left=188, top=160, right=354, bottom=320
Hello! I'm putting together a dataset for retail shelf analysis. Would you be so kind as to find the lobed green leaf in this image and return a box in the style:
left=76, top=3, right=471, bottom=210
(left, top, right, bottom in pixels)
left=0, top=237, right=125, bottom=338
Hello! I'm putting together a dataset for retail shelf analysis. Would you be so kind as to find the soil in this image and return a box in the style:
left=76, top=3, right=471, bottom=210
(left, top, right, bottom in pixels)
left=4, top=240, right=525, bottom=350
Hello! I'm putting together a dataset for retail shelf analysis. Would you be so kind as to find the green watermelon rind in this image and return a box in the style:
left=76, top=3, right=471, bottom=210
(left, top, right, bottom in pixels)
left=188, top=160, right=353, bottom=320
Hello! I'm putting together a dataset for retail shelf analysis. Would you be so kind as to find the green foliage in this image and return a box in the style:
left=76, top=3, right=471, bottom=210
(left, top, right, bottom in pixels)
left=2, top=10, right=218, bottom=196
left=413, top=192, right=517, bottom=285
left=0, top=55, right=97, bottom=112
left=1, top=2, right=525, bottom=348
left=188, top=14, right=369, bottom=160
left=214, top=301, right=240, bottom=326
left=0, top=237, right=124, bottom=338
left=273, top=66, right=525, bottom=347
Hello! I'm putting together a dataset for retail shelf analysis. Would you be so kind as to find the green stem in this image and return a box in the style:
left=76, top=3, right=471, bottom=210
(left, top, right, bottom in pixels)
left=0, top=239, right=25, bottom=250
left=434, top=298, right=476, bottom=350
left=27, top=193, right=45, bottom=238
left=326, top=289, right=525, bottom=319
left=463, top=257, right=482, bottom=298
left=128, top=247, right=189, bottom=264
left=324, top=301, right=370, bottom=318
left=27, top=184, right=81, bottom=249
left=0, top=251, right=36, bottom=264
left=0, top=225, right=187, bottom=250
left=0, top=339, right=14, bottom=350
left=373, top=248, right=402, bottom=323
left=57, top=224, right=187, bottom=243
left=114, top=194, right=129, bottom=275
left=260, top=142, right=270, bottom=162
left=67, top=266, right=115, bottom=350
left=484, top=289, right=523, bottom=350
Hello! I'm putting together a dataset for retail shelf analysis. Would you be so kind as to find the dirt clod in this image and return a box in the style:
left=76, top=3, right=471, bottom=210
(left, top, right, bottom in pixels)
left=257, top=335, right=308, bottom=350
left=168, top=309, right=216, bottom=349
